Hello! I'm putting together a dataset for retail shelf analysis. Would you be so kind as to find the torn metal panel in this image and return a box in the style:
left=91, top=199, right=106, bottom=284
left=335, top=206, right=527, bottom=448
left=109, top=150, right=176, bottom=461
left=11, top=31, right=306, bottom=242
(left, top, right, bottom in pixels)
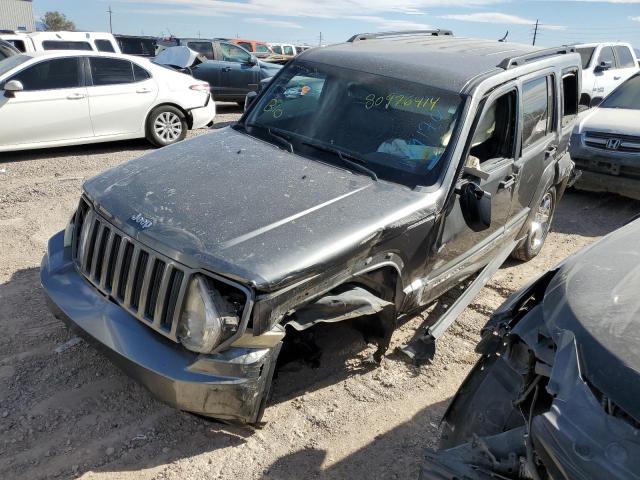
left=285, top=285, right=393, bottom=331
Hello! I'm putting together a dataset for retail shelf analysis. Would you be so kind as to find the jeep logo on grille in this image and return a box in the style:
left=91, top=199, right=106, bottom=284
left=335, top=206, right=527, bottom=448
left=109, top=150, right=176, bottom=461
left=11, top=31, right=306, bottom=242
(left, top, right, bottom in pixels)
left=606, top=138, right=621, bottom=150
left=130, top=213, right=153, bottom=230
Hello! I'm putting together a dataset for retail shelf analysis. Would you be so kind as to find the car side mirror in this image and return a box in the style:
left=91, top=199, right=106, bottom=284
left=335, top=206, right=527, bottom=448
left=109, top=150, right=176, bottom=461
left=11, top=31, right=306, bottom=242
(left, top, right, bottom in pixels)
left=3, top=79, right=23, bottom=97
left=244, top=91, right=258, bottom=112
left=594, top=60, right=612, bottom=72
left=457, top=182, right=492, bottom=232
left=590, top=96, right=603, bottom=108
left=246, top=55, right=257, bottom=66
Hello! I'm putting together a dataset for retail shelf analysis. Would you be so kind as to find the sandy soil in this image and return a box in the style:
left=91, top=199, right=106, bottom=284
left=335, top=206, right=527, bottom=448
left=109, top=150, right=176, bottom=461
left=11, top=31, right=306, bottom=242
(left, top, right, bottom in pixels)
left=1, top=103, right=639, bottom=480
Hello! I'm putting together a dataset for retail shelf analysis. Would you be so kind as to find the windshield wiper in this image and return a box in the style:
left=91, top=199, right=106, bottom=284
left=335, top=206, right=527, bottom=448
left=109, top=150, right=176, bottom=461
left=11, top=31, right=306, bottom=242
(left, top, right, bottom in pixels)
left=300, top=141, right=378, bottom=181
left=243, top=122, right=294, bottom=153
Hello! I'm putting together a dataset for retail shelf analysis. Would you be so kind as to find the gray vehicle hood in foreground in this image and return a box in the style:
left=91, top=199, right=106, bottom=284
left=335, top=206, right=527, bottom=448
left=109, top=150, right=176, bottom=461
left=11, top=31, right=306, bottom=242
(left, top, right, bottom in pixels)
left=83, top=129, right=436, bottom=291
left=543, top=218, right=640, bottom=422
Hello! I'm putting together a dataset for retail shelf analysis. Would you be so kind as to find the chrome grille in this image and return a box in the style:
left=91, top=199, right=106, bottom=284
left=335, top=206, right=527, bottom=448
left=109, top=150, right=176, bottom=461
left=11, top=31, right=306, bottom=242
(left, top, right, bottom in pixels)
left=584, top=131, right=640, bottom=154
left=71, top=199, right=188, bottom=341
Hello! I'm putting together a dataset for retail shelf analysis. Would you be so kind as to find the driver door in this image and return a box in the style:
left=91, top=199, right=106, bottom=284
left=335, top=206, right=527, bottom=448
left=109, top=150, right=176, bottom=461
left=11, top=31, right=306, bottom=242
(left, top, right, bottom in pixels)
left=422, top=85, right=519, bottom=303
left=214, top=42, right=260, bottom=98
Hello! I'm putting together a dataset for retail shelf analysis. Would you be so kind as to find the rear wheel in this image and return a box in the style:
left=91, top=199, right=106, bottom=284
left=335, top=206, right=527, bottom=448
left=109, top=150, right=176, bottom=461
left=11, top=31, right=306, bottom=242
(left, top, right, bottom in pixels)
left=511, top=186, right=556, bottom=261
left=146, top=106, right=187, bottom=147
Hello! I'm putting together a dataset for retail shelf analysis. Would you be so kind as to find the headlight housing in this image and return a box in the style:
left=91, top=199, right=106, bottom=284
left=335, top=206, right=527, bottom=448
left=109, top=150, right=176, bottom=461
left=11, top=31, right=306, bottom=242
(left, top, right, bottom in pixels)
left=177, top=274, right=243, bottom=353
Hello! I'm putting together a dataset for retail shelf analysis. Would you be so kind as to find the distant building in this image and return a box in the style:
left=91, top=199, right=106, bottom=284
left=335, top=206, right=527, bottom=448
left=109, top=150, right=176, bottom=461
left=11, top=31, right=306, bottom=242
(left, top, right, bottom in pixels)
left=0, top=0, right=34, bottom=32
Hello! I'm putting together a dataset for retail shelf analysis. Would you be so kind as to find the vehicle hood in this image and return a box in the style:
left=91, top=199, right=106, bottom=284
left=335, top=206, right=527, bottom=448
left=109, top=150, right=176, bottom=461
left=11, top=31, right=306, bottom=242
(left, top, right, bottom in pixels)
left=154, top=46, right=207, bottom=69
left=83, top=128, right=437, bottom=291
left=543, top=218, right=640, bottom=422
left=575, top=107, right=640, bottom=136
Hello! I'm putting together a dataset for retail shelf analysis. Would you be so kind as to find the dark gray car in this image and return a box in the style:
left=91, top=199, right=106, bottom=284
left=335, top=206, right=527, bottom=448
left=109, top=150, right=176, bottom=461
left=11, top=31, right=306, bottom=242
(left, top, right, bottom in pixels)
left=156, top=37, right=281, bottom=103
left=41, top=32, right=580, bottom=423
left=421, top=217, right=640, bottom=480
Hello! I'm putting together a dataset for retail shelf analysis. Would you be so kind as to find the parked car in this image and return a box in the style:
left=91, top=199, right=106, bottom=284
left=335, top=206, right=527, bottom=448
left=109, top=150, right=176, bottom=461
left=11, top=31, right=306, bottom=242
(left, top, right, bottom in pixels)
left=0, top=31, right=121, bottom=54
left=575, top=42, right=638, bottom=106
left=0, top=39, right=19, bottom=59
left=268, top=42, right=296, bottom=57
left=421, top=217, right=640, bottom=480
left=154, top=43, right=281, bottom=104
left=41, top=31, right=579, bottom=424
left=230, top=39, right=273, bottom=59
left=570, top=72, right=640, bottom=200
left=0, top=51, right=215, bottom=152
left=115, top=34, right=157, bottom=57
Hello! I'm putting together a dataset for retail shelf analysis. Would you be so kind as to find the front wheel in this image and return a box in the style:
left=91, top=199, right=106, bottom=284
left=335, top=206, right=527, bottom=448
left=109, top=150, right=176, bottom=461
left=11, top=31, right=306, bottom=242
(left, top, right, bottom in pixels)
left=146, top=106, right=187, bottom=147
left=511, top=186, right=556, bottom=262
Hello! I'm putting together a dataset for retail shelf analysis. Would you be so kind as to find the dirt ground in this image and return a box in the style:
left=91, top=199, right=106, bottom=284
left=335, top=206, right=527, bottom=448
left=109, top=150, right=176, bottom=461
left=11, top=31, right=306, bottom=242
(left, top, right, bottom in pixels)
left=1, top=103, right=639, bottom=480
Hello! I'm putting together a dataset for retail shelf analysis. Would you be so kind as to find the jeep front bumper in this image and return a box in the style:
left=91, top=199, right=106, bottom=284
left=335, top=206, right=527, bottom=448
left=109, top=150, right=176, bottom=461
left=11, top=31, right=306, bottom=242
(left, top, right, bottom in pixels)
left=41, top=230, right=280, bottom=423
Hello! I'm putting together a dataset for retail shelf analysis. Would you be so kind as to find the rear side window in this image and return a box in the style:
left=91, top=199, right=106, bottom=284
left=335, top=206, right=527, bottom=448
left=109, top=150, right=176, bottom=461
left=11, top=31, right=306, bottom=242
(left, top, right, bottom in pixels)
left=90, top=57, right=134, bottom=85
left=283, top=46, right=294, bottom=56
left=561, top=71, right=578, bottom=128
left=9, top=57, right=81, bottom=90
left=576, top=47, right=595, bottom=69
left=614, top=46, right=635, bottom=68
left=597, top=46, right=615, bottom=68
left=187, top=41, right=214, bottom=60
left=272, top=45, right=282, bottom=54
left=522, top=76, right=554, bottom=149
left=95, top=39, right=116, bottom=53
left=8, top=39, right=26, bottom=52
left=133, top=63, right=151, bottom=81
left=42, top=40, right=93, bottom=51
left=238, top=42, right=252, bottom=52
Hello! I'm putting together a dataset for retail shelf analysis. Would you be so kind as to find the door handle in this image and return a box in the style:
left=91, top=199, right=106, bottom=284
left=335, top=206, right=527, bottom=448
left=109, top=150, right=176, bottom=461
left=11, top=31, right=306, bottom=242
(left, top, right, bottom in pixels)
left=499, top=174, right=517, bottom=191
left=67, top=93, right=86, bottom=100
left=136, top=88, right=152, bottom=94
left=545, top=146, right=557, bottom=158
left=221, top=66, right=232, bottom=72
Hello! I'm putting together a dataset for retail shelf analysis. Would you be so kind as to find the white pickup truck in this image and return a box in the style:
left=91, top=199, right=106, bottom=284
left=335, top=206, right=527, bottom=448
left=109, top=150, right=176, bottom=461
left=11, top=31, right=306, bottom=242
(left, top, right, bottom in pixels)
left=0, top=31, right=121, bottom=54
left=576, top=42, right=639, bottom=107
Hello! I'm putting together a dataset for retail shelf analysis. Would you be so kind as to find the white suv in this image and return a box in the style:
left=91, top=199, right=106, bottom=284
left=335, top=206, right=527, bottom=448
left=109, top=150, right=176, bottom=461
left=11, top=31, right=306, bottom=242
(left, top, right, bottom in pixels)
left=576, top=42, right=639, bottom=107
left=0, top=31, right=121, bottom=54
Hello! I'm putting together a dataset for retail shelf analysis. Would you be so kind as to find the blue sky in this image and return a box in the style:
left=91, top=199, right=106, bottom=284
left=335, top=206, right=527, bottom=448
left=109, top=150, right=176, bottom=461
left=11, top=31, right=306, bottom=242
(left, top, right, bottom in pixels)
left=34, top=0, right=640, bottom=48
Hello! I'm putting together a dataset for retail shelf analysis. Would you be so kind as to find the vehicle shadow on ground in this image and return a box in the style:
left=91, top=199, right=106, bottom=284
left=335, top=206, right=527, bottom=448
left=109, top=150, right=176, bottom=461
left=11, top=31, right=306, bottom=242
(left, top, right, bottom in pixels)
left=552, top=189, right=640, bottom=237
left=264, top=398, right=451, bottom=479
left=0, top=138, right=153, bottom=164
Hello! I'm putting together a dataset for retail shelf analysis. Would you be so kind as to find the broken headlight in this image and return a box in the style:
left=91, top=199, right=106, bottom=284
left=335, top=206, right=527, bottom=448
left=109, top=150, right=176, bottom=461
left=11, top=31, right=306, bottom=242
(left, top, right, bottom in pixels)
left=177, top=274, right=242, bottom=353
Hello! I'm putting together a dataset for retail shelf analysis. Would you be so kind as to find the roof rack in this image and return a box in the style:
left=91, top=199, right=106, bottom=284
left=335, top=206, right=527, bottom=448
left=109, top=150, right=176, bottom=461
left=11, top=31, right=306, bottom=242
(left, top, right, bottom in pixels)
left=498, top=46, right=576, bottom=69
left=347, top=29, right=453, bottom=43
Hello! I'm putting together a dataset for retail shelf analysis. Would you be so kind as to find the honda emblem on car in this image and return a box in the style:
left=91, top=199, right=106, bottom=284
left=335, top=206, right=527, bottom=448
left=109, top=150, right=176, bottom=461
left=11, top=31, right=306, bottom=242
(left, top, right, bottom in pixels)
left=606, top=138, right=621, bottom=150
left=129, top=213, right=153, bottom=230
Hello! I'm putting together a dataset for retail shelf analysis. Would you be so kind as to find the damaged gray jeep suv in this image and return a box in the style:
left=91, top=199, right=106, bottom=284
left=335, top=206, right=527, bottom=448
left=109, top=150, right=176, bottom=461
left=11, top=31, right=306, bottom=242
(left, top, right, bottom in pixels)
left=41, top=31, right=580, bottom=423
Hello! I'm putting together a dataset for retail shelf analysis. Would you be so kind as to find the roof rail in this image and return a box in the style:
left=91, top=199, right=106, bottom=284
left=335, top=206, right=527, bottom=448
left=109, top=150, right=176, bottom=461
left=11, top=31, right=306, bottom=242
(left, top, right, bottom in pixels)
left=498, top=46, right=576, bottom=69
left=347, top=29, right=453, bottom=43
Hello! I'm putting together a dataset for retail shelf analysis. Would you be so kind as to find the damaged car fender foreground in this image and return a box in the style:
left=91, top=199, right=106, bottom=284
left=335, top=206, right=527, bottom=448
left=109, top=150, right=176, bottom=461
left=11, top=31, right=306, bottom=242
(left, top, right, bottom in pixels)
left=42, top=33, right=580, bottom=422
left=421, top=218, right=640, bottom=480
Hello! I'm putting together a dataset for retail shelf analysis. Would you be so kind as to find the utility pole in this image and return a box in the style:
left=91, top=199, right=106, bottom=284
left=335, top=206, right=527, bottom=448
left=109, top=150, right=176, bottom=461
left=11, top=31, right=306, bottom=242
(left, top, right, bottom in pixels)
left=318, top=31, right=323, bottom=46
left=532, top=19, right=539, bottom=46
left=107, top=5, right=113, bottom=33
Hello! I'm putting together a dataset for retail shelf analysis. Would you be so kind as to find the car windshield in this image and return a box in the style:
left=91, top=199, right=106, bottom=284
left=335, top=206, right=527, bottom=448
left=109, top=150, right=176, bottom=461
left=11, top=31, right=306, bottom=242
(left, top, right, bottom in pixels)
left=600, top=74, right=640, bottom=110
left=242, top=61, right=464, bottom=187
left=576, top=47, right=595, bottom=69
left=0, top=54, right=29, bottom=77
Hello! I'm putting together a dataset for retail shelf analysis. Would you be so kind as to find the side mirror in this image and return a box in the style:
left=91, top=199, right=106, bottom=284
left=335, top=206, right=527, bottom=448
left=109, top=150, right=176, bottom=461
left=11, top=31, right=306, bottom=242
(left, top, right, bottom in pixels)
left=590, top=96, right=603, bottom=108
left=594, top=60, right=612, bottom=72
left=4, top=79, right=23, bottom=97
left=246, top=55, right=258, bottom=66
left=244, top=91, right=258, bottom=112
left=458, top=182, right=492, bottom=232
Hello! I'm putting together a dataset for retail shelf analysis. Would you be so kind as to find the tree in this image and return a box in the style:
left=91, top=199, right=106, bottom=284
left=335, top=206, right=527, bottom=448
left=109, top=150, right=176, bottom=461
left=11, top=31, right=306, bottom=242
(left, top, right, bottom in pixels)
left=41, top=11, right=75, bottom=32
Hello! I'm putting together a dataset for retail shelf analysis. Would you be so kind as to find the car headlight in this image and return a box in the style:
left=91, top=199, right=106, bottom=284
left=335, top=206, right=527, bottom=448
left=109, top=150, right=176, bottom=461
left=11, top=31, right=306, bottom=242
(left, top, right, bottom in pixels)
left=177, top=274, right=241, bottom=353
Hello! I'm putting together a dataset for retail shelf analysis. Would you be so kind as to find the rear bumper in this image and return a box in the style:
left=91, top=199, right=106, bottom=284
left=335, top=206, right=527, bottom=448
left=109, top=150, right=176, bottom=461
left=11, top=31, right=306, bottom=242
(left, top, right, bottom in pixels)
left=189, top=95, right=216, bottom=129
left=41, top=230, right=280, bottom=423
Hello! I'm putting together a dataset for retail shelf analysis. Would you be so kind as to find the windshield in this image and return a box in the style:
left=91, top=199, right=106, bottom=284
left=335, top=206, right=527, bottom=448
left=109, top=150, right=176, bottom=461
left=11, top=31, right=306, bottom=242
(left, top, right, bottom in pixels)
left=600, top=74, right=640, bottom=110
left=0, top=54, right=29, bottom=77
left=242, top=61, right=463, bottom=187
left=576, top=47, right=595, bottom=69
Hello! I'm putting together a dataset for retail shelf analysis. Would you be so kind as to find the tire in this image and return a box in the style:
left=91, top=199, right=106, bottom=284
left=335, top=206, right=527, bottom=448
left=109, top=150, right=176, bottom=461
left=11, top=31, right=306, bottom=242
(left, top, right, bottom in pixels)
left=511, top=186, right=556, bottom=262
left=146, top=106, right=187, bottom=147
